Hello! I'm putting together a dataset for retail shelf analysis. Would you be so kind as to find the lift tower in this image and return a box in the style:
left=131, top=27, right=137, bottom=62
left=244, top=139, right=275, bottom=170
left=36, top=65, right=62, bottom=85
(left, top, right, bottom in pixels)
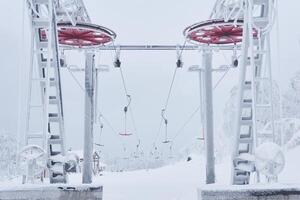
left=230, top=0, right=277, bottom=185
left=24, top=0, right=94, bottom=183
left=184, top=0, right=277, bottom=185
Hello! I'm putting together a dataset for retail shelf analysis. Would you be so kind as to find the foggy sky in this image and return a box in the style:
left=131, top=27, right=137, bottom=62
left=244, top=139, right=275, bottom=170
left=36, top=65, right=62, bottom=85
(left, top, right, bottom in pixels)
left=0, top=0, right=299, bottom=158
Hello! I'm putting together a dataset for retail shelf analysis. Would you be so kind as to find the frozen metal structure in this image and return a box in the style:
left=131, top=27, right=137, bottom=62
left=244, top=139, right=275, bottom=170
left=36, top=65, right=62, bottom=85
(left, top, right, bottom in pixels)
left=19, top=145, right=47, bottom=183
left=228, top=0, right=277, bottom=185
left=184, top=0, right=277, bottom=185
left=24, top=0, right=115, bottom=184
left=22, top=0, right=277, bottom=187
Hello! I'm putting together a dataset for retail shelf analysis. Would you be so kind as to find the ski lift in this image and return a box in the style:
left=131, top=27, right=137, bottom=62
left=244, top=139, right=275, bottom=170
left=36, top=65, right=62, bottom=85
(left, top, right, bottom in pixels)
left=231, top=47, right=239, bottom=68
left=122, top=147, right=130, bottom=160
left=176, top=45, right=183, bottom=68
left=161, top=109, right=171, bottom=144
left=153, top=146, right=160, bottom=160
left=119, top=95, right=133, bottom=136
left=168, top=143, right=174, bottom=159
left=95, top=116, right=105, bottom=147
left=133, top=140, right=141, bottom=159
left=114, top=46, right=121, bottom=68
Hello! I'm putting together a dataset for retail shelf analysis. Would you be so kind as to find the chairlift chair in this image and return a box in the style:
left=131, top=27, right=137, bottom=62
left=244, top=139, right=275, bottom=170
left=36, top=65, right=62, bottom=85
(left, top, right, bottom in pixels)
left=119, top=95, right=133, bottom=136
left=161, top=109, right=171, bottom=144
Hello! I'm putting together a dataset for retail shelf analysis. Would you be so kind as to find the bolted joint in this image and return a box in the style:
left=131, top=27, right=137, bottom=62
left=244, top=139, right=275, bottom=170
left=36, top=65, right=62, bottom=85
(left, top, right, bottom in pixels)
left=114, top=58, right=121, bottom=68
left=232, top=58, right=239, bottom=68
left=176, top=59, right=183, bottom=68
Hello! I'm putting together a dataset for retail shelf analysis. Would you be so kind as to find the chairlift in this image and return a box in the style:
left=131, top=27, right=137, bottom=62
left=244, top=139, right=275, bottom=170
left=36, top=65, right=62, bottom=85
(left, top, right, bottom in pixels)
left=119, top=95, right=133, bottom=136
left=122, top=147, right=130, bottom=160
left=153, top=146, right=160, bottom=160
left=133, top=140, right=141, bottom=159
left=95, top=117, right=104, bottom=147
left=168, top=143, right=174, bottom=159
left=161, top=109, right=171, bottom=144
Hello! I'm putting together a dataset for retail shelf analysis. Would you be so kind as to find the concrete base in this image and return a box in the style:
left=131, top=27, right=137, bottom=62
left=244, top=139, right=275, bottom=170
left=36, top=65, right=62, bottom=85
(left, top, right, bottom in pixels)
left=0, top=184, right=103, bottom=200
left=198, top=185, right=300, bottom=200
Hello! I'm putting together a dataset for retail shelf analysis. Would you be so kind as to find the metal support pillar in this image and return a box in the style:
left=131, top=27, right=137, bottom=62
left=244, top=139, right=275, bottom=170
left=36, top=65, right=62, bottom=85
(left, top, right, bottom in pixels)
left=202, top=49, right=215, bottom=184
left=82, top=52, right=95, bottom=184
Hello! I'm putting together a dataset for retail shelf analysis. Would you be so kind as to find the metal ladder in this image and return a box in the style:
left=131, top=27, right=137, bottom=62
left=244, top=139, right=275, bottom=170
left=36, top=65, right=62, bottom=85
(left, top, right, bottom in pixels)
left=232, top=0, right=275, bottom=185
left=25, top=0, right=67, bottom=183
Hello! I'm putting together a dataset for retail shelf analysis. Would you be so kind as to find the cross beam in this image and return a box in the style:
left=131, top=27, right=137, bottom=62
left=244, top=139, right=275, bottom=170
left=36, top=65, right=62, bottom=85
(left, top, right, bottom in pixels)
left=63, top=45, right=239, bottom=51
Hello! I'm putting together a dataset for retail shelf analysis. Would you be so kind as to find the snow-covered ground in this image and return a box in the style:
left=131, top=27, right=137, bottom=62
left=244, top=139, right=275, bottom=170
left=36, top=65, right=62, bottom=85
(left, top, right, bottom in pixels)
left=1, top=147, right=300, bottom=200
left=68, top=155, right=231, bottom=200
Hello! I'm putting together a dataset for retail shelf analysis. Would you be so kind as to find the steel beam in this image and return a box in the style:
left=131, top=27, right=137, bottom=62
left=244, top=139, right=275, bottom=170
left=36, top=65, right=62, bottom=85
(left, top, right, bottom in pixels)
left=63, top=45, right=239, bottom=51
left=82, top=53, right=95, bottom=184
left=203, top=49, right=215, bottom=184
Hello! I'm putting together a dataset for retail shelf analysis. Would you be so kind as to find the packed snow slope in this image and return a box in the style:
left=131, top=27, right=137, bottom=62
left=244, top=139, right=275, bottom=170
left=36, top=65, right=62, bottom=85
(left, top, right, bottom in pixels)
left=70, top=156, right=230, bottom=200
left=1, top=147, right=300, bottom=200
left=69, top=147, right=300, bottom=200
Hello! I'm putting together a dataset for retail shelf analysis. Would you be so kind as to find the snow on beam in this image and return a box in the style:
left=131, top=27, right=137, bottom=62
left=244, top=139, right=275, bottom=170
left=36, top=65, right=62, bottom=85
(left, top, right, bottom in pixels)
left=0, top=184, right=102, bottom=200
left=198, top=185, right=300, bottom=200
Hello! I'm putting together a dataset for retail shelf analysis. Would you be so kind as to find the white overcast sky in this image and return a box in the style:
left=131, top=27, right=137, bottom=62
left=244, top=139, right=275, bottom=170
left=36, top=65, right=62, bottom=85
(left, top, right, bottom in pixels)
left=0, top=0, right=299, bottom=158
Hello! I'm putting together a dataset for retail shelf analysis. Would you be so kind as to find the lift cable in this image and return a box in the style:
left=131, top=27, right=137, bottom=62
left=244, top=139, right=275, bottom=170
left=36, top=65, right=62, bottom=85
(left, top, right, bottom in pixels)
left=66, top=66, right=126, bottom=149
left=152, top=39, right=187, bottom=146
left=119, top=95, right=133, bottom=136
left=112, top=42, right=141, bottom=145
left=171, top=68, right=231, bottom=142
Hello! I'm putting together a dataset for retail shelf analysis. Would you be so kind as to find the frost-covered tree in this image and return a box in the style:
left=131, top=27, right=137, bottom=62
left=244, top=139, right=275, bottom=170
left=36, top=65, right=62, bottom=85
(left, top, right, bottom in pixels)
left=282, top=71, right=300, bottom=149
left=223, top=81, right=280, bottom=145
left=282, top=71, right=300, bottom=118
left=0, top=132, right=18, bottom=180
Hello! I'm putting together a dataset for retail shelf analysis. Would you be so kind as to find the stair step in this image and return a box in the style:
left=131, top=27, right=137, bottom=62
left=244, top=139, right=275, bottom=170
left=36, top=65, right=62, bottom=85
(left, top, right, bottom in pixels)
left=240, top=119, right=252, bottom=125
left=241, top=116, right=252, bottom=121
left=237, top=153, right=255, bottom=162
left=234, top=174, right=249, bottom=181
left=50, top=151, right=61, bottom=156
left=236, top=163, right=255, bottom=172
left=27, top=133, right=43, bottom=139
left=242, top=98, right=252, bottom=106
left=49, top=96, right=58, bottom=104
left=238, top=149, right=251, bottom=154
left=247, top=57, right=262, bottom=65
left=48, top=138, right=63, bottom=144
left=40, top=59, right=56, bottom=69
left=50, top=78, right=56, bottom=86
left=244, top=81, right=252, bottom=90
left=33, top=0, right=49, bottom=4
left=239, top=137, right=253, bottom=143
left=243, top=99, right=252, bottom=104
left=49, top=113, right=59, bottom=122
left=50, top=154, right=65, bottom=163
left=50, top=174, right=66, bottom=184
left=32, top=19, right=50, bottom=28
left=233, top=179, right=248, bottom=185
left=50, top=135, right=60, bottom=139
